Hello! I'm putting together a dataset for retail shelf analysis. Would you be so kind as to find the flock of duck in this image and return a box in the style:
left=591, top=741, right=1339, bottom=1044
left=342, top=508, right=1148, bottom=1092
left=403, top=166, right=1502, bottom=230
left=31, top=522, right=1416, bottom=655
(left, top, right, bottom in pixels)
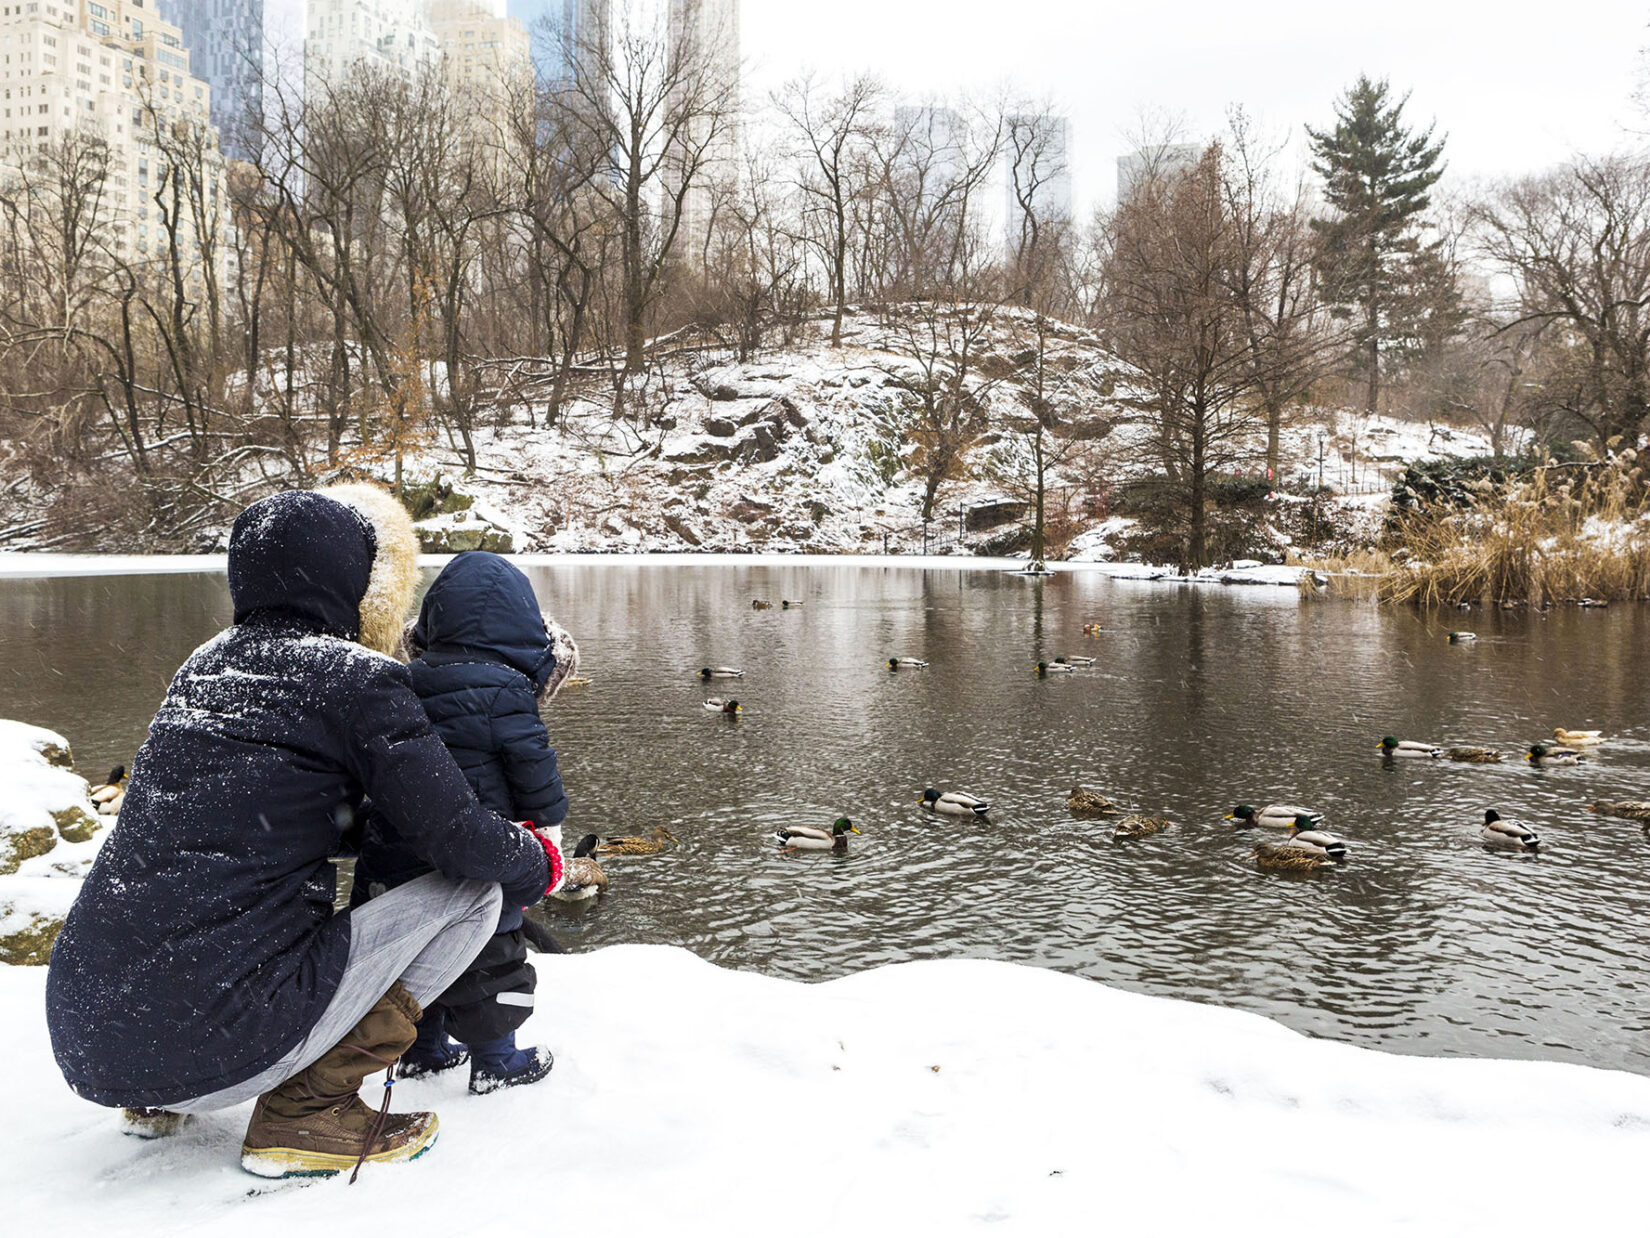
left=687, top=609, right=1650, bottom=876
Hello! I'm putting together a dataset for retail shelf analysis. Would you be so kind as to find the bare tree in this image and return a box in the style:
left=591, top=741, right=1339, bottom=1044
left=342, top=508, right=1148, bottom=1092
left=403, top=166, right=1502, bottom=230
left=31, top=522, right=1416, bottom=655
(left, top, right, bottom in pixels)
left=774, top=71, right=882, bottom=346
left=1098, top=146, right=1261, bottom=571
left=1472, top=152, right=1650, bottom=447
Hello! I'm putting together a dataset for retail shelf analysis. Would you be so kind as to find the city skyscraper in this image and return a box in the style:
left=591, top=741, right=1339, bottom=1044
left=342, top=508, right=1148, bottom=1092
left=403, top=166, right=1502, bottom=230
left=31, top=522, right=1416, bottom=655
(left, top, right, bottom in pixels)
left=506, top=0, right=607, bottom=87
left=665, top=0, right=738, bottom=263
left=155, top=0, right=306, bottom=159
left=1116, top=142, right=1202, bottom=202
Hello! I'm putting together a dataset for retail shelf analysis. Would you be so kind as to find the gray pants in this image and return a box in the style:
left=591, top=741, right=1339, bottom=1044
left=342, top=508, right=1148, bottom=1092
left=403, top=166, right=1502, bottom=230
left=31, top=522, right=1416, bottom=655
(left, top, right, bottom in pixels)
left=170, top=873, right=503, bottom=1114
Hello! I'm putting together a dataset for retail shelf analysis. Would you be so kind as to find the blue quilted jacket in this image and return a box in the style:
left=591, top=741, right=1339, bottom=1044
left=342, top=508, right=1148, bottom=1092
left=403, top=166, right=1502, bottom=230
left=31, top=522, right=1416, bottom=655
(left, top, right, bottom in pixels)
left=356, top=552, right=569, bottom=931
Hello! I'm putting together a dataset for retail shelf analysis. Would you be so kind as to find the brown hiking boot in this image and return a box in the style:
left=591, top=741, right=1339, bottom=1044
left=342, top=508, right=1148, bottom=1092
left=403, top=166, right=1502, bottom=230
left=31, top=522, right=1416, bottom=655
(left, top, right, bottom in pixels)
left=241, top=982, right=439, bottom=1179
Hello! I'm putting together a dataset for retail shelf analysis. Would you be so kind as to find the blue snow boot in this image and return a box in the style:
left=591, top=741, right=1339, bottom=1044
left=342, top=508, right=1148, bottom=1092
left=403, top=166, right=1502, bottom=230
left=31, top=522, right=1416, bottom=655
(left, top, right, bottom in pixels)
left=468, top=1034, right=554, bottom=1095
left=397, top=1011, right=469, bottom=1080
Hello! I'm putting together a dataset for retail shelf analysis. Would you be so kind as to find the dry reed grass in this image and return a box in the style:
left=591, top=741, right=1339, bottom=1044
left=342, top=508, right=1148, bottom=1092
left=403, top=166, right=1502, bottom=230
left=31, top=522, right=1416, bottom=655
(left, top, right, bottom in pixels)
left=1376, top=445, right=1650, bottom=607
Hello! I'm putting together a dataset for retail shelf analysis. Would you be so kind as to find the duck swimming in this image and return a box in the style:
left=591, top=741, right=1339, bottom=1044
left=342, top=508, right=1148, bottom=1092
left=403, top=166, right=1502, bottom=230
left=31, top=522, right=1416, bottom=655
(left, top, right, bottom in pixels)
left=1285, top=816, right=1349, bottom=861
left=549, top=834, right=609, bottom=902
left=1380, top=737, right=1442, bottom=758
left=920, top=789, right=990, bottom=816
left=704, top=698, right=741, bottom=714
left=1446, top=747, right=1503, bottom=763
left=1054, top=655, right=1096, bottom=667
left=1253, top=839, right=1335, bottom=872
left=1113, top=815, right=1171, bottom=841
left=1590, top=800, right=1650, bottom=822
left=1068, top=786, right=1118, bottom=816
left=1481, top=809, right=1540, bottom=850
left=1036, top=661, right=1074, bottom=676
left=596, top=827, right=679, bottom=856
left=699, top=667, right=744, bottom=679
left=1553, top=728, right=1604, bottom=745
left=775, top=817, right=860, bottom=853
left=1526, top=743, right=1584, bottom=766
left=1228, top=804, right=1322, bottom=830
left=888, top=658, right=929, bottom=669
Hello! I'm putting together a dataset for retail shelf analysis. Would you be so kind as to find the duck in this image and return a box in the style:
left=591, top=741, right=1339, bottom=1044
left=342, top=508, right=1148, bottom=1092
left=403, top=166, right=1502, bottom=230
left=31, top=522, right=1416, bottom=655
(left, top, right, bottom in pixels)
left=1590, top=800, right=1650, bottom=822
left=752, top=600, right=773, bottom=610
left=704, top=698, right=742, bottom=714
left=920, top=788, right=990, bottom=816
left=1482, top=809, right=1540, bottom=850
left=1035, top=661, right=1075, bottom=676
left=596, top=826, right=680, bottom=856
left=888, top=657, right=929, bottom=670
left=1286, top=816, right=1349, bottom=861
left=1553, top=728, right=1605, bottom=745
left=1068, top=785, right=1119, bottom=817
left=549, top=835, right=609, bottom=902
left=781, top=600, right=804, bottom=609
left=1113, top=814, right=1171, bottom=841
left=1448, top=631, right=1477, bottom=643
left=1228, top=804, right=1322, bottom=830
left=1054, top=655, right=1096, bottom=667
left=89, top=765, right=128, bottom=816
left=1253, top=839, right=1335, bottom=872
left=699, top=666, right=744, bottom=679
left=1380, top=737, right=1442, bottom=758
left=1527, top=743, right=1584, bottom=766
left=1082, top=623, right=1104, bottom=635
left=1579, top=597, right=1610, bottom=608
left=775, top=817, right=860, bottom=853
left=1446, top=747, right=1503, bottom=763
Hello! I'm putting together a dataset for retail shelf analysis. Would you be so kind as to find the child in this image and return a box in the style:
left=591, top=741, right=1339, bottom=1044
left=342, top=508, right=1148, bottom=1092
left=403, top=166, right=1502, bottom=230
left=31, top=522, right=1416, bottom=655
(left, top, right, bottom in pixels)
left=355, top=550, right=578, bottom=1093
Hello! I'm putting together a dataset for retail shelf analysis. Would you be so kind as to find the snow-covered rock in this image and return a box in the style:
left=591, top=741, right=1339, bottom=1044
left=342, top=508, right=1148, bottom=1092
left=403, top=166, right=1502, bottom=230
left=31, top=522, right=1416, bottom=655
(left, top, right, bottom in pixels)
left=1, top=944, right=1647, bottom=1234
left=0, top=721, right=110, bottom=964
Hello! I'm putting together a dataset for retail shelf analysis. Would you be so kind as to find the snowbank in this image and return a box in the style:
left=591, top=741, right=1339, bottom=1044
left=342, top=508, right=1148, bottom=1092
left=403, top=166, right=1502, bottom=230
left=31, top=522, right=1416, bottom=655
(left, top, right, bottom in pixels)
left=0, top=722, right=110, bottom=963
left=1, top=945, right=1646, bottom=1235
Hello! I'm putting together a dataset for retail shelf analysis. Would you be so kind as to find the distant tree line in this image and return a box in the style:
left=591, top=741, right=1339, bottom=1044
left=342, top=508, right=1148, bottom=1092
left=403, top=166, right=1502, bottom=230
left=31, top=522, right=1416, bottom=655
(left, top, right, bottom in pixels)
left=3, top=33, right=1649, bottom=565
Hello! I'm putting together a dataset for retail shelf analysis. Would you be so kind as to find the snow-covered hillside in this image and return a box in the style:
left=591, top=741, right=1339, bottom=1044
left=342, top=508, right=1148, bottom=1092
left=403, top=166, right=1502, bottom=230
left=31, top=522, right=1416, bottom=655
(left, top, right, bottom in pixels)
left=3, top=945, right=1647, bottom=1236
left=403, top=312, right=1513, bottom=559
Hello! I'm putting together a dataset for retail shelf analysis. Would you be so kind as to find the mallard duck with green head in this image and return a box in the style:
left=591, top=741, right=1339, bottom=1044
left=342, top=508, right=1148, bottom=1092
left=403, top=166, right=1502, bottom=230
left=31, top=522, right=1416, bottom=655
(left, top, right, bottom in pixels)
left=699, top=666, right=744, bottom=679
left=776, top=817, right=860, bottom=852
left=1228, top=804, right=1322, bottom=830
left=1286, top=816, right=1348, bottom=861
left=888, top=657, right=929, bottom=669
left=1527, top=743, right=1584, bottom=766
left=704, top=697, right=741, bottom=714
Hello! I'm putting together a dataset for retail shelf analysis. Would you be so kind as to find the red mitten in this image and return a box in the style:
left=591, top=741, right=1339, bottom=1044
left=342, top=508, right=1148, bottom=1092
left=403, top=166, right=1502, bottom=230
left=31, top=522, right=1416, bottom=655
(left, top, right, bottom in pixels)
left=520, top=822, right=565, bottom=895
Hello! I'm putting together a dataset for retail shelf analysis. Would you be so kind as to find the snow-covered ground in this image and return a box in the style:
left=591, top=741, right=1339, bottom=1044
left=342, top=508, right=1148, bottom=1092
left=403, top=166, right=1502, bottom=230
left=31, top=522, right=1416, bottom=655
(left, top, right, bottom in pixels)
left=3, top=945, right=1648, bottom=1236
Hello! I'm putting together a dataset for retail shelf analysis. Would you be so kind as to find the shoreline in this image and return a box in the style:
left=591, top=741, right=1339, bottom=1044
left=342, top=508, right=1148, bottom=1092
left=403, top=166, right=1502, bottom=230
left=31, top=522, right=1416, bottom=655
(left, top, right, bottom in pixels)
left=0, top=550, right=1309, bottom=587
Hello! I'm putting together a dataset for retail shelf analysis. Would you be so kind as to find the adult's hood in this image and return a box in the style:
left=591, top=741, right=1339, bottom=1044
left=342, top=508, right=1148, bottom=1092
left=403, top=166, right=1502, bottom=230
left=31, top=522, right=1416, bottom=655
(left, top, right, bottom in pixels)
left=411, top=551, right=562, bottom=691
left=227, top=484, right=420, bottom=655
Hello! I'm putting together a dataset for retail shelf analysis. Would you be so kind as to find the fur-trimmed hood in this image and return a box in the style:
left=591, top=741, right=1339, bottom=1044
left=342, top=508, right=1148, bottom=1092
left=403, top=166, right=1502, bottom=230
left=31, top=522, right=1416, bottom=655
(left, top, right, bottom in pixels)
left=226, top=485, right=420, bottom=656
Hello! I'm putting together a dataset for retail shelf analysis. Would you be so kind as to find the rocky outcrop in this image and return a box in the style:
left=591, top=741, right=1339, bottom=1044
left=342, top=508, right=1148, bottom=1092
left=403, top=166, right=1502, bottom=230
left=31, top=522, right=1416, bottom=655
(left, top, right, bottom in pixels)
left=0, top=721, right=112, bottom=963
left=415, top=509, right=516, bottom=554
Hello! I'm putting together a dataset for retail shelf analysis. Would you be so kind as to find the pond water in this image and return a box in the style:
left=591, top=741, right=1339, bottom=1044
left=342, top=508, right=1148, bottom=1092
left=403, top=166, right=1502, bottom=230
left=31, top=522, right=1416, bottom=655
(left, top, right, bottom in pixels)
left=5, top=561, right=1650, bottom=1075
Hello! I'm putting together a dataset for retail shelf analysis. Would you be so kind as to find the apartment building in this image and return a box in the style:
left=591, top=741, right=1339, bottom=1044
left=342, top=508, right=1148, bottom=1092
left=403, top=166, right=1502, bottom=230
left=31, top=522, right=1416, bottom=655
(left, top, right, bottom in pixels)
left=429, top=0, right=527, bottom=100
left=0, top=0, right=229, bottom=278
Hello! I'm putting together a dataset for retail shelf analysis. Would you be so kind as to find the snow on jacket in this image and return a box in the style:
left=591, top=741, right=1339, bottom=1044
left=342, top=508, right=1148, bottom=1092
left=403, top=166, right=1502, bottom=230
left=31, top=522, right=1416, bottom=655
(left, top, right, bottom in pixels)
left=355, top=551, right=570, bottom=932
left=44, top=489, right=550, bottom=1109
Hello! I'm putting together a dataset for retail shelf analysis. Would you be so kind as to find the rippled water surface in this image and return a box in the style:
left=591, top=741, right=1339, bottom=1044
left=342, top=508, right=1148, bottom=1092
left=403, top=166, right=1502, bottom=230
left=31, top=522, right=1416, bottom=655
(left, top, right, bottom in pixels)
left=6, top=562, right=1650, bottom=1073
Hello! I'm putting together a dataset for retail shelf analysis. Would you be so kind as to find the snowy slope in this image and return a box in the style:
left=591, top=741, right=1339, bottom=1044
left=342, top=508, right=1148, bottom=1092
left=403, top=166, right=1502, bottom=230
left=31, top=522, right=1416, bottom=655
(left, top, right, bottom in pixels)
left=3, top=945, right=1647, bottom=1236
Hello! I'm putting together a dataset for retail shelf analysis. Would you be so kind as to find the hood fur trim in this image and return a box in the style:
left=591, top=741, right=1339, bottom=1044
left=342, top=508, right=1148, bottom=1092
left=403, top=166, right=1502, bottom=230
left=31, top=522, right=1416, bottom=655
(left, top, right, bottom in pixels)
left=540, top=616, right=580, bottom=700
left=318, top=483, right=421, bottom=658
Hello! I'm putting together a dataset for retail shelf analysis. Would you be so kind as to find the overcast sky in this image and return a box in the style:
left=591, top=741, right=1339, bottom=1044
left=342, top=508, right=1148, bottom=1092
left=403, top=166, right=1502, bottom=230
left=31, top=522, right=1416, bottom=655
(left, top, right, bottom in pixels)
left=738, top=0, right=1650, bottom=210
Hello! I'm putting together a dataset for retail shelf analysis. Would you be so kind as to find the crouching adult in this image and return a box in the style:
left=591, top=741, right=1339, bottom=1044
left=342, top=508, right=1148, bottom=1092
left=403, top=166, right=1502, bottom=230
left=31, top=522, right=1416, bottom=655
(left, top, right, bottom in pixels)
left=44, top=485, right=564, bottom=1179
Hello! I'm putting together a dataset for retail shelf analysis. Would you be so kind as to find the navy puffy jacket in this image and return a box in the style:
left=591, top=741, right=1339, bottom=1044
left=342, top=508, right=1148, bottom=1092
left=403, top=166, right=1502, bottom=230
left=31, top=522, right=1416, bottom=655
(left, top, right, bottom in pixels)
left=356, top=551, right=569, bottom=932
left=44, top=492, right=549, bottom=1109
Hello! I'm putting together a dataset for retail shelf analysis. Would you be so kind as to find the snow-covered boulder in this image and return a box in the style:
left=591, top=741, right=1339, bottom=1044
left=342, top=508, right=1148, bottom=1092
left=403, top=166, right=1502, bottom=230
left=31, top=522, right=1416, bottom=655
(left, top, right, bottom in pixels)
left=0, top=721, right=109, bottom=964
left=414, top=509, right=515, bottom=554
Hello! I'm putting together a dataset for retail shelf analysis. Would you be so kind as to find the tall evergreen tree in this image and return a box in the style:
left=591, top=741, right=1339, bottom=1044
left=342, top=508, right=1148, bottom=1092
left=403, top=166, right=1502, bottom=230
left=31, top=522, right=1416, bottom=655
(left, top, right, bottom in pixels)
left=1307, top=76, right=1451, bottom=415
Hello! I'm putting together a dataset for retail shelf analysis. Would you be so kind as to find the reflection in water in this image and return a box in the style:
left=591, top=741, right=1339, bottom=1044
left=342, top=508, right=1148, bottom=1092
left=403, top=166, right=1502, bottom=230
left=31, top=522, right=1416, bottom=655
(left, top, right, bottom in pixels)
left=5, top=564, right=1650, bottom=1074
